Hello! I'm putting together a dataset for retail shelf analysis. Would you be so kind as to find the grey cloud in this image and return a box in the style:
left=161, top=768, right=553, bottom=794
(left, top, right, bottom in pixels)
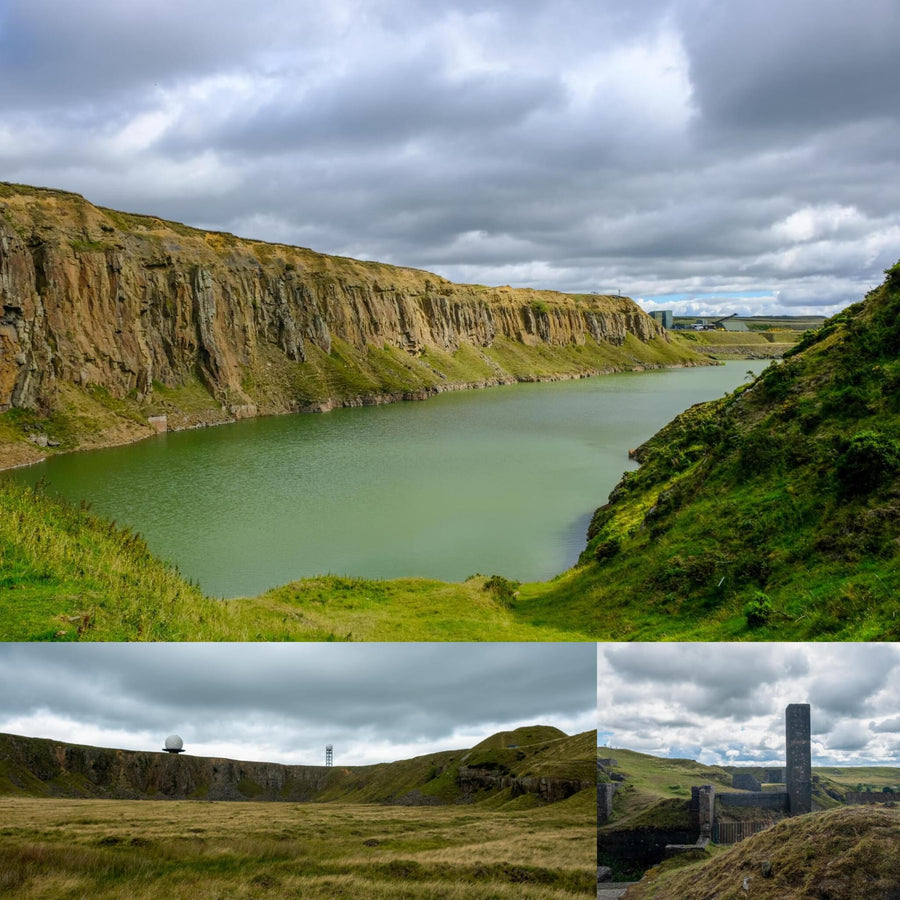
left=2, top=0, right=900, bottom=313
left=680, top=0, right=900, bottom=141
left=870, top=717, right=900, bottom=734
left=0, top=643, right=595, bottom=757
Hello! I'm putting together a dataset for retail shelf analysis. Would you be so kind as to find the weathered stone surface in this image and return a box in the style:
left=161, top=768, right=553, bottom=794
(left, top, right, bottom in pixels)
left=598, top=783, right=618, bottom=823
left=732, top=772, right=763, bottom=792
left=0, top=185, right=672, bottom=422
left=786, top=703, right=812, bottom=815
left=456, top=765, right=592, bottom=802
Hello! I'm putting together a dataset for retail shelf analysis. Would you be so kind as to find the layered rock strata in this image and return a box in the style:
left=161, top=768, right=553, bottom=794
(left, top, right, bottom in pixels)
left=0, top=184, right=698, bottom=463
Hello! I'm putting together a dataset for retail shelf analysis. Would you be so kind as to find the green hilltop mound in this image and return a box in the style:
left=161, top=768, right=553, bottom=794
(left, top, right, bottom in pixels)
left=472, top=725, right=567, bottom=750
left=0, top=729, right=594, bottom=810
left=626, top=805, right=900, bottom=900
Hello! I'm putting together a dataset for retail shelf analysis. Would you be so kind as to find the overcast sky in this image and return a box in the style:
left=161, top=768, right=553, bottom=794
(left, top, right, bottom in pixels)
left=2, top=1, right=898, bottom=316
left=0, top=642, right=595, bottom=766
left=598, top=643, right=900, bottom=768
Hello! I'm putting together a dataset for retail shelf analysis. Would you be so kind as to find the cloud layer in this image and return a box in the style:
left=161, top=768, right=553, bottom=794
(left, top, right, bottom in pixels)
left=2, top=0, right=898, bottom=314
left=0, top=643, right=596, bottom=766
left=598, top=643, right=900, bottom=766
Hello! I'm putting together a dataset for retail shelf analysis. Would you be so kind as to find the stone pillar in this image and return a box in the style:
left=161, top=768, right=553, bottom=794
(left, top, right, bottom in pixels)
left=597, top=783, right=617, bottom=823
left=785, top=703, right=811, bottom=815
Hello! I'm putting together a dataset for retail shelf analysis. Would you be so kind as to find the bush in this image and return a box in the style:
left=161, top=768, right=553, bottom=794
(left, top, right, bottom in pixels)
left=483, top=575, right=520, bottom=608
left=744, top=591, right=774, bottom=628
left=835, top=431, right=900, bottom=496
left=593, top=538, right=621, bottom=562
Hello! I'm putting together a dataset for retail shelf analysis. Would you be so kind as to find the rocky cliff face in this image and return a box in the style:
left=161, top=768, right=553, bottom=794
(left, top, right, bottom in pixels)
left=0, top=732, right=336, bottom=801
left=0, top=184, right=694, bottom=461
left=0, top=732, right=593, bottom=806
left=457, top=765, right=592, bottom=802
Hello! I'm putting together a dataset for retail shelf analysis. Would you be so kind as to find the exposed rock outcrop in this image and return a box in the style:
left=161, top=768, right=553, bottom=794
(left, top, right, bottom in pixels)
left=0, top=183, right=703, bottom=463
left=457, top=764, right=592, bottom=802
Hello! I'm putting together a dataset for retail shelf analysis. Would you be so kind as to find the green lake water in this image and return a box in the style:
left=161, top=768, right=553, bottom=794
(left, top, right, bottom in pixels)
left=10, top=361, right=767, bottom=596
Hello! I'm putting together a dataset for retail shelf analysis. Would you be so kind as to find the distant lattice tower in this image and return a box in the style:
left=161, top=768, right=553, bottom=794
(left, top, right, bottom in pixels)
left=325, top=744, right=333, bottom=767
left=163, top=734, right=185, bottom=754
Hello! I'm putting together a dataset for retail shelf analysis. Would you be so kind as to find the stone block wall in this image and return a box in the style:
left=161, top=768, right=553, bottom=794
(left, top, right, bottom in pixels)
left=718, top=791, right=789, bottom=811
left=846, top=791, right=897, bottom=805
left=732, top=773, right=762, bottom=791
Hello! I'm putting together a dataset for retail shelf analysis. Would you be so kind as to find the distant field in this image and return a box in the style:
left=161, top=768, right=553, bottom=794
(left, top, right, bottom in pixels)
left=0, top=796, right=596, bottom=898
left=672, top=315, right=826, bottom=332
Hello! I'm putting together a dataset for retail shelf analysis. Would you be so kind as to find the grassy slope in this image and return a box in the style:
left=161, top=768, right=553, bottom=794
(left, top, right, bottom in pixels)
left=0, top=478, right=592, bottom=640
left=598, top=748, right=899, bottom=830
left=560, top=263, right=900, bottom=640
left=670, top=330, right=796, bottom=360
left=2, top=266, right=896, bottom=641
left=626, top=805, right=900, bottom=900
left=598, top=748, right=734, bottom=829
left=0, top=797, right=595, bottom=899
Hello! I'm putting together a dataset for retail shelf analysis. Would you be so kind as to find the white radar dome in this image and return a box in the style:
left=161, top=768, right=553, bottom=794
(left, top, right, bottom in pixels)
left=164, top=734, right=184, bottom=751
left=326, top=744, right=333, bottom=751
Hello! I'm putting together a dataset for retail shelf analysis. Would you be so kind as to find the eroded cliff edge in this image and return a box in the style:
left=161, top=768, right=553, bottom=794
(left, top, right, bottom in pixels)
left=0, top=731, right=594, bottom=806
left=0, top=183, right=706, bottom=467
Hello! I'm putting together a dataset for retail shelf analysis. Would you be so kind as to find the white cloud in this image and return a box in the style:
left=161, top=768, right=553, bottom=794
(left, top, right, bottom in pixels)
left=598, top=643, right=900, bottom=766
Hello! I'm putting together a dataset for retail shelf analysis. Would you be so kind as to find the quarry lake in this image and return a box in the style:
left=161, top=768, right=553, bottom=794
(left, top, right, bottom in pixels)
left=11, top=361, right=766, bottom=597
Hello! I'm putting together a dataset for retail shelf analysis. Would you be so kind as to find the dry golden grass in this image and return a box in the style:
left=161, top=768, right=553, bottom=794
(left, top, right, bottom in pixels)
left=0, top=797, right=595, bottom=898
left=625, top=806, right=900, bottom=900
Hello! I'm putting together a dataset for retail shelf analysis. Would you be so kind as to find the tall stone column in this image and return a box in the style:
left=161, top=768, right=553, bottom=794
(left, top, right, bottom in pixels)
left=785, top=703, right=811, bottom=815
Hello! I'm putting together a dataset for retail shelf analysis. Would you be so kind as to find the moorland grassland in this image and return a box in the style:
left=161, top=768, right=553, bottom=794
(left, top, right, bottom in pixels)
left=0, top=795, right=596, bottom=899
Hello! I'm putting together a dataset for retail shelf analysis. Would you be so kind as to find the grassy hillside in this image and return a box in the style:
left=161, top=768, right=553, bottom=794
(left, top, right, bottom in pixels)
left=2, top=266, right=898, bottom=641
left=0, top=478, right=594, bottom=641
left=670, top=330, right=796, bottom=360
left=0, top=797, right=595, bottom=899
left=598, top=749, right=733, bottom=828
left=626, top=805, right=900, bottom=900
left=568, top=262, right=900, bottom=640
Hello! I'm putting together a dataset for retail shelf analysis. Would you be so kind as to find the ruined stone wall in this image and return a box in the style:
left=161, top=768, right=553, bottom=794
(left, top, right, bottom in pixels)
left=598, top=783, right=618, bottom=823
left=732, top=773, right=762, bottom=791
left=597, top=828, right=699, bottom=868
left=718, top=791, right=789, bottom=812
